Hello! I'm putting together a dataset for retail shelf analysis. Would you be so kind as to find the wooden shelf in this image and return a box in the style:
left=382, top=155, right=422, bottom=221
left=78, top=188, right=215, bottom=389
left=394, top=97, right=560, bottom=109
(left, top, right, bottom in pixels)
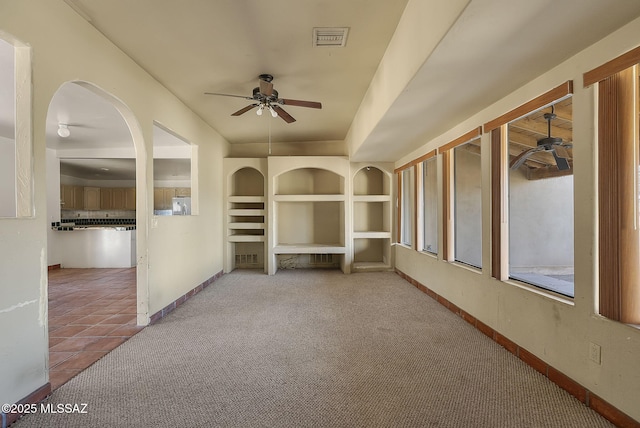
left=353, top=231, right=391, bottom=239
left=352, top=195, right=390, bottom=202
left=229, top=209, right=265, bottom=216
left=273, top=194, right=345, bottom=202
left=228, top=196, right=265, bottom=203
left=229, top=222, right=265, bottom=229
left=229, top=235, right=265, bottom=243
left=274, top=244, right=346, bottom=254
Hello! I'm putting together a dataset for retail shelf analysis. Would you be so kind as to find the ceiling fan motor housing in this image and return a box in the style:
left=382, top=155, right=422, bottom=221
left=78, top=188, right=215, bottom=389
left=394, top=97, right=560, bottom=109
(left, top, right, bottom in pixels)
left=252, top=87, right=279, bottom=103
left=537, top=112, right=562, bottom=147
left=537, top=136, right=563, bottom=147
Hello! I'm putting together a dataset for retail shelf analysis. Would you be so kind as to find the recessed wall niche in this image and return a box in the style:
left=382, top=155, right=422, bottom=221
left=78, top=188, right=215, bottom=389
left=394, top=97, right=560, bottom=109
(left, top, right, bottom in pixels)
left=276, top=168, right=344, bottom=195
left=351, top=164, right=394, bottom=272
left=223, top=159, right=267, bottom=273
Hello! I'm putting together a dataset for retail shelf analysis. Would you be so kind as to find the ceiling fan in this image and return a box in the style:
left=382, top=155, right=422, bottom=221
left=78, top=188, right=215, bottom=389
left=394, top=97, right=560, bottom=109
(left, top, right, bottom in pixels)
left=509, top=106, right=572, bottom=171
left=205, top=74, right=322, bottom=123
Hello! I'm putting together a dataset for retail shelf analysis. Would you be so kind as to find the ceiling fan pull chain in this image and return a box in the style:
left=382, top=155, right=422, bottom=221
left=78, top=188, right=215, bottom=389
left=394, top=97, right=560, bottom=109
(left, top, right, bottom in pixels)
left=268, top=115, right=272, bottom=155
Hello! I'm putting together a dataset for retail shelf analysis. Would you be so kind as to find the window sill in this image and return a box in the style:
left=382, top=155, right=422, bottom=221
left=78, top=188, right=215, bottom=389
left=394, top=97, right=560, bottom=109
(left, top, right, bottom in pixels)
left=503, top=278, right=575, bottom=306
left=449, top=260, right=483, bottom=274
left=419, top=250, right=438, bottom=259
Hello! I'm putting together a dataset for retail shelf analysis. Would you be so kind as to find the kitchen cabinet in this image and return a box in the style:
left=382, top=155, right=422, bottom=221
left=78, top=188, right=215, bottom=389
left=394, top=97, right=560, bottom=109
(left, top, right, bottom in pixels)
left=153, top=187, right=176, bottom=210
left=124, top=188, right=136, bottom=210
left=100, top=188, right=113, bottom=209
left=100, top=187, right=135, bottom=210
left=60, top=185, right=84, bottom=210
left=84, top=187, right=101, bottom=210
left=175, top=187, right=191, bottom=197
left=112, top=188, right=126, bottom=209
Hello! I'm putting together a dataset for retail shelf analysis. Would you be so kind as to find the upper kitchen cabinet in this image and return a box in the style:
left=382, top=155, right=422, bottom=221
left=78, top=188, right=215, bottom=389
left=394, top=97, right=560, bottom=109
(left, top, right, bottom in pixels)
left=84, top=187, right=101, bottom=210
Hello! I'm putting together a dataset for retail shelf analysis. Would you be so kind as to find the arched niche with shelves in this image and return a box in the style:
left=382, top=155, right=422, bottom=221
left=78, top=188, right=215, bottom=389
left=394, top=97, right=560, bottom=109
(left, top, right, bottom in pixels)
left=353, top=166, right=391, bottom=196
left=230, top=167, right=264, bottom=197
left=223, top=159, right=268, bottom=273
left=275, top=167, right=344, bottom=195
left=350, top=164, right=394, bottom=272
left=267, top=156, right=351, bottom=275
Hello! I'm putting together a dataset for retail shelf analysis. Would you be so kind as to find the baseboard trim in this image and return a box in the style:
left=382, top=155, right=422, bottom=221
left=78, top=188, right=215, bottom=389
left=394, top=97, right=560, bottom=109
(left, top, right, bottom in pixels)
left=47, top=264, right=61, bottom=271
left=149, top=270, right=224, bottom=325
left=2, top=382, right=51, bottom=427
left=395, top=269, right=639, bottom=428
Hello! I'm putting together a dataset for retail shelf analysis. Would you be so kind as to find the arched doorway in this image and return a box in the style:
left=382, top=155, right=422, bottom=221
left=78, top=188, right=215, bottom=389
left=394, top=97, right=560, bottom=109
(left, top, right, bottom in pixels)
left=45, top=81, right=147, bottom=390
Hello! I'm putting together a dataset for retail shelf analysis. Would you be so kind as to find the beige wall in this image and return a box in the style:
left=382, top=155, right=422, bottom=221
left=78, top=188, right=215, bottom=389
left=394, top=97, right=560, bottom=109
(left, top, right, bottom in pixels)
left=393, top=15, right=640, bottom=421
left=0, top=0, right=227, bottom=405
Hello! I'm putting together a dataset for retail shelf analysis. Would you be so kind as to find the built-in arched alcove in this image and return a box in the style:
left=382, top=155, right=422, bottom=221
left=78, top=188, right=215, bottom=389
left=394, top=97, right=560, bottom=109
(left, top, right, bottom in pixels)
left=351, top=164, right=394, bottom=272
left=353, top=166, right=390, bottom=196
left=276, top=167, right=344, bottom=195
left=231, top=167, right=265, bottom=197
left=224, top=160, right=268, bottom=273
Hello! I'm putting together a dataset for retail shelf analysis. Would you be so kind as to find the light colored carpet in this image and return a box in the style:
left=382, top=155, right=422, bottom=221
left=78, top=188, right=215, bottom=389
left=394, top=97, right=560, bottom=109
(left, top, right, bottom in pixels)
left=16, top=270, right=613, bottom=427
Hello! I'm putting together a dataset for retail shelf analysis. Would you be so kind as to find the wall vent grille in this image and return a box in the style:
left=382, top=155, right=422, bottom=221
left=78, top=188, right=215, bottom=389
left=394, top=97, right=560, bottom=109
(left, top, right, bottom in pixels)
left=235, top=254, right=259, bottom=266
left=309, top=254, right=333, bottom=265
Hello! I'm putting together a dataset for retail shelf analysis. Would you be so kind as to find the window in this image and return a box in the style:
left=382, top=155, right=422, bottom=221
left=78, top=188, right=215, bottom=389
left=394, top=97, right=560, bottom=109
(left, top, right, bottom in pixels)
left=421, top=157, right=438, bottom=254
left=453, top=139, right=482, bottom=268
left=153, top=123, right=196, bottom=216
left=485, top=81, right=574, bottom=296
left=0, top=38, right=16, bottom=217
left=585, top=46, right=640, bottom=324
left=0, top=35, right=32, bottom=218
left=507, top=98, right=574, bottom=297
left=399, top=167, right=414, bottom=246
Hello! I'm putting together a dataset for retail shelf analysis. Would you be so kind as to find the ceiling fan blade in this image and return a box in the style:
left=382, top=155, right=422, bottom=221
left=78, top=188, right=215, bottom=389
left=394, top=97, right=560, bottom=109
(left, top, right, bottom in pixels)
left=554, top=145, right=571, bottom=159
left=552, top=149, right=571, bottom=171
left=510, top=147, right=543, bottom=170
left=279, top=99, right=322, bottom=109
left=272, top=105, right=296, bottom=123
left=231, top=104, right=258, bottom=116
left=259, top=79, right=273, bottom=96
left=204, top=92, right=254, bottom=100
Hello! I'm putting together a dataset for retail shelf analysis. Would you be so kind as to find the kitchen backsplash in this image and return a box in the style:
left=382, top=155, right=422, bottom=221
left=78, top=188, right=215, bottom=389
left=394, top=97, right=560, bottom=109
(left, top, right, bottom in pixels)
left=61, top=210, right=136, bottom=219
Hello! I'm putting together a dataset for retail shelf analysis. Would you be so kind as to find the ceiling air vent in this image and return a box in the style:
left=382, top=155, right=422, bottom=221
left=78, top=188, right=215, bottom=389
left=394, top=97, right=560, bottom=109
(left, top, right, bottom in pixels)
left=313, top=27, right=349, bottom=47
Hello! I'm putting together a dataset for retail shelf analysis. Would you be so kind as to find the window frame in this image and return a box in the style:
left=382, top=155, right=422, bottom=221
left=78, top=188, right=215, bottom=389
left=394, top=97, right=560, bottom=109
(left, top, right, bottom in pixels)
left=396, top=166, right=415, bottom=247
left=438, top=127, right=482, bottom=264
left=484, top=82, right=574, bottom=290
left=0, top=35, right=33, bottom=218
left=419, top=154, right=439, bottom=255
left=584, top=47, right=640, bottom=324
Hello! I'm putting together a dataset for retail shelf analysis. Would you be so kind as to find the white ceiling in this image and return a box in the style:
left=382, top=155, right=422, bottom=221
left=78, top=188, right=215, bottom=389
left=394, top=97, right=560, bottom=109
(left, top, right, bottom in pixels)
left=5, top=0, right=640, bottom=177
left=65, top=0, right=410, bottom=147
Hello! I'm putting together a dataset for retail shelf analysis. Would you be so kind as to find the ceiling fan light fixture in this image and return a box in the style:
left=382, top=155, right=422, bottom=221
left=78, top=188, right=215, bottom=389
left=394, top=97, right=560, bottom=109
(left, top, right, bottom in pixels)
left=57, top=123, right=70, bottom=138
left=256, top=105, right=264, bottom=116
left=268, top=105, right=278, bottom=118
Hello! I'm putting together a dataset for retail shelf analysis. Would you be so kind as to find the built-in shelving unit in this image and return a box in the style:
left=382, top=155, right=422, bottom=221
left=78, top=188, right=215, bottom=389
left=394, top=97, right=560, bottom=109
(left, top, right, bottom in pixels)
left=225, top=157, right=392, bottom=275
left=351, top=163, right=394, bottom=272
left=223, top=158, right=267, bottom=272
left=268, top=156, right=351, bottom=274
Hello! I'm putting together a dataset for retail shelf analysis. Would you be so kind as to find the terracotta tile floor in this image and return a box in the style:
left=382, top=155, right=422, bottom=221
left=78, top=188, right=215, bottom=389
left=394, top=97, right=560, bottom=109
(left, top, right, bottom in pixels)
left=48, top=267, right=142, bottom=390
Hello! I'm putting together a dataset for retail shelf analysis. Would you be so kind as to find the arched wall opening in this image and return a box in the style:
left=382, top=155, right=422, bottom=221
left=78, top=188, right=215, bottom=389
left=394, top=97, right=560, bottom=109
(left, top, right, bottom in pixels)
left=45, top=80, right=148, bottom=389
